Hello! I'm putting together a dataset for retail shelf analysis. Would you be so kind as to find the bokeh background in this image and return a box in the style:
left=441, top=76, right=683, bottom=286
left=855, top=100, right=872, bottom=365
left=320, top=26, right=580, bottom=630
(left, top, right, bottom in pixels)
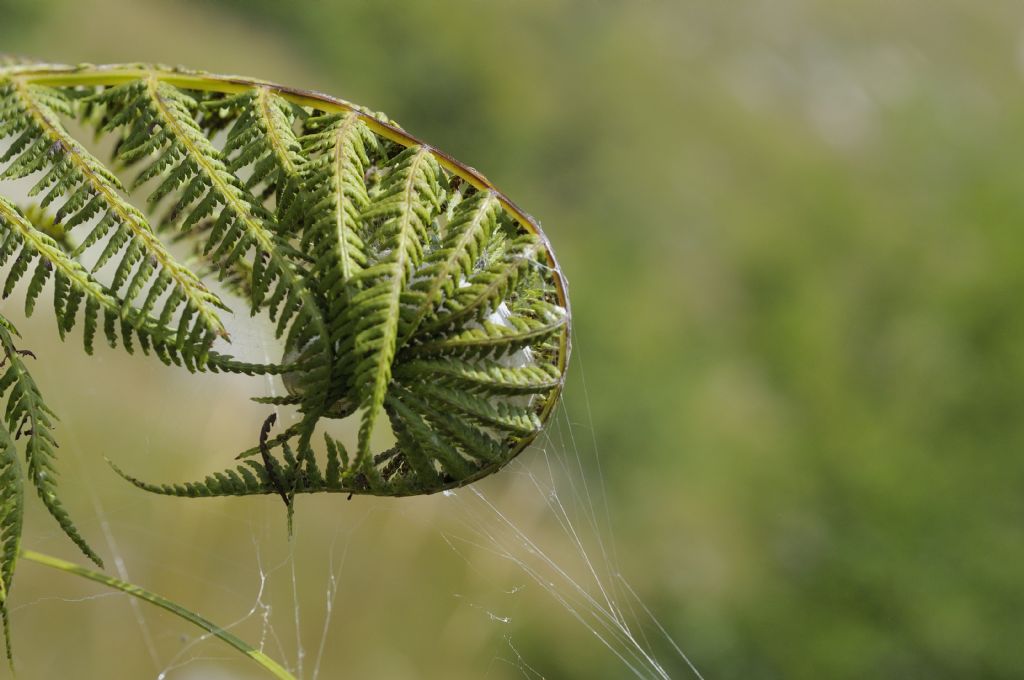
left=3, top=0, right=1024, bottom=678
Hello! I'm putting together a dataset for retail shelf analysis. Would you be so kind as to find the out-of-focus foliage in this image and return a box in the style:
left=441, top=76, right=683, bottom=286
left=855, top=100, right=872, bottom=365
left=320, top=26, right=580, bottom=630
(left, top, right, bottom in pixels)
left=0, top=0, right=49, bottom=41
left=2, top=0, right=1023, bottom=678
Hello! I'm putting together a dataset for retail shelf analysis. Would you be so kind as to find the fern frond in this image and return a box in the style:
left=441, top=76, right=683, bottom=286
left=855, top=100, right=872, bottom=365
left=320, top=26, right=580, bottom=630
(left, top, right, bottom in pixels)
left=0, top=78, right=227, bottom=354
left=0, top=423, right=22, bottom=662
left=401, top=188, right=501, bottom=341
left=394, top=358, right=562, bottom=395
left=405, top=300, right=567, bottom=360
left=0, top=197, right=192, bottom=359
left=95, top=81, right=300, bottom=320
left=209, top=88, right=306, bottom=222
left=93, top=78, right=333, bottom=400
left=300, top=112, right=376, bottom=327
left=108, top=453, right=359, bottom=498
left=415, top=382, right=541, bottom=435
left=386, top=383, right=506, bottom=465
left=204, top=351, right=308, bottom=376
left=386, top=390, right=476, bottom=478
left=110, top=440, right=432, bottom=499
left=347, top=145, right=443, bottom=478
left=0, top=314, right=101, bottom=566
left=415, top=236, right=538, bottom=337
left=383, top=396, right=445, bottom=489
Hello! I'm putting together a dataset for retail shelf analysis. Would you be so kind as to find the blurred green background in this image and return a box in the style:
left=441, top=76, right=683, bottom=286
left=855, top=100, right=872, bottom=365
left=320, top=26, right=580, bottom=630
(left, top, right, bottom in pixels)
left=3, top=0, right=1024, bottom=678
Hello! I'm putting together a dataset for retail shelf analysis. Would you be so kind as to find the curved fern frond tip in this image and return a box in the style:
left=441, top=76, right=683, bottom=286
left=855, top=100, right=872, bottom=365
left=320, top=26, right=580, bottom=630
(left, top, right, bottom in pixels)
left=0, top=61, right=569, bottom=507
left=0, top=60, right=569, bottom=669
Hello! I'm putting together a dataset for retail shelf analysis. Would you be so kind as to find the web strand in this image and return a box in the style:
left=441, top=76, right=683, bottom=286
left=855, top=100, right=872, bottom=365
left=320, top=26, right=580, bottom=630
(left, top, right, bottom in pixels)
left=430, top=336, right=701, bottom=678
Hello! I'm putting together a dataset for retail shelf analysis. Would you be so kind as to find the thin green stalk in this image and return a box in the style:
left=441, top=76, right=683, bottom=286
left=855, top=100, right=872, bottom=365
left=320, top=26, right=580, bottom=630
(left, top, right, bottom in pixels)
left=19, top=549, right=296, bottom=680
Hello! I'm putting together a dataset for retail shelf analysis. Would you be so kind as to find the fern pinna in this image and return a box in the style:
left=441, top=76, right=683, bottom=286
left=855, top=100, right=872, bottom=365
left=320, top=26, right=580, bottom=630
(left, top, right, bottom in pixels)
left=0, top=60, right=569, bottom=658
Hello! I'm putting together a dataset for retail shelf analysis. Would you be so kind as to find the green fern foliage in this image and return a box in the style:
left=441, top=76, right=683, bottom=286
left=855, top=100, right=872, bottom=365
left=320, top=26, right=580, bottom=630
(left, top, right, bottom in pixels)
left=0, top=421, right=21, bottom=660
left=210, top=89, right=306, bottom=224
left=0, top=61, right=570, bottom=636
left=0, top=80, right=227, bottom=359
left=0, top=314, right=100, bottom=565
left=0, top=312, right=103, bottom=657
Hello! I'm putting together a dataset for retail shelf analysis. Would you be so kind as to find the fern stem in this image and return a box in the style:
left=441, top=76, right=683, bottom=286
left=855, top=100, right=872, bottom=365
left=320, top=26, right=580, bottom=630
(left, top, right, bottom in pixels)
left=18, top=549, right=297, bottom=680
